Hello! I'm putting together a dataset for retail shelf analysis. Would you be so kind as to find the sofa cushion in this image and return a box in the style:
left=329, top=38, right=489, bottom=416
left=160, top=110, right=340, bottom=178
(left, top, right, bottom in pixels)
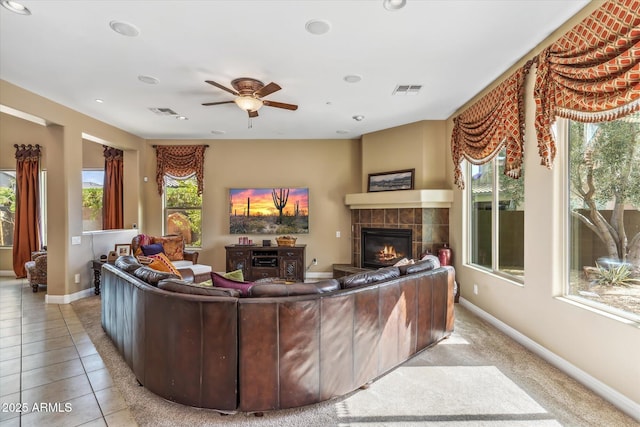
left=133, top=266, right=179, bottom=286
left=158, top=279, right=241, bottom=297
left=148, top=253, right=182, bottom=278
left=153, top=235, right=184, bottom=261
left=250, top=279, right=340, bottom=297
left=399, top=258, right=439, bottom=275
left=115, top=255, right=143, bottom=273
left=340, top=266, right=400, bottom=289
left=141, top=243, right=164, bottom=256
left=211, top=272, right=254, bottom=296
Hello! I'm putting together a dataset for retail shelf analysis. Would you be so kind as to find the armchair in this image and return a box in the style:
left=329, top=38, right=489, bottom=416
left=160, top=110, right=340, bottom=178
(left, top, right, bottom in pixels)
left=131, top=234, right=199, bottom=264
left=25, top=251, right=47, bottom=293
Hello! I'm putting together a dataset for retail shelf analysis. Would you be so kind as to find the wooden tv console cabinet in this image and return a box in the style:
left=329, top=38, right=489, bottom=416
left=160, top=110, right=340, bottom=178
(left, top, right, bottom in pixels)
left=225, top=244, right=306, bottom=282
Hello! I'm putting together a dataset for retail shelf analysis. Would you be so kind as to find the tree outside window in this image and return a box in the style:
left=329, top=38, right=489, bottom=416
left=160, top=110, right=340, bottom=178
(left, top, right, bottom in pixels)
left=469, top=147, right=525, bottom=279
left=82, top=170, right=104, bottom=231
left=0, top=171, right=16, bottom=246
left=164, top=175, right=202, bottom=248
left=567, top=115, right=640, bottom=318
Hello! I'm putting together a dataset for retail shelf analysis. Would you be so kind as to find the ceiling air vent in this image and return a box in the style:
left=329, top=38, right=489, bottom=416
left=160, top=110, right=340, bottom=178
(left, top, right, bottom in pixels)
left=149, top=107, right=178, bottom=116
left=393, top=85, right=422, bottom=95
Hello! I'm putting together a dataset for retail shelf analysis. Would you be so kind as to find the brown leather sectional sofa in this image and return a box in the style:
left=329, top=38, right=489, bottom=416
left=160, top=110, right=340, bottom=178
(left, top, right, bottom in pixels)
left=100, top=258, right=455, bottom=413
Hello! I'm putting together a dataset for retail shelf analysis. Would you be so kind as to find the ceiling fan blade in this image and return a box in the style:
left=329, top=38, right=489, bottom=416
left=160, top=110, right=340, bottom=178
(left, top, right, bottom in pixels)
left=248, top=110, right=259, bottom=118
left=202, top=100, right=235, bottom=106
left=255, top=82, right=281, bottom=98
left=262, top=100, right=298, bottom=111
left=205, top=80, right=239, bottom=96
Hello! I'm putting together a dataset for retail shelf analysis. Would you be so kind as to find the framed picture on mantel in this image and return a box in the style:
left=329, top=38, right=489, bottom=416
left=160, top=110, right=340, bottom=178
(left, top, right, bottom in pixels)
left=367, top=169, right=415, bottom=192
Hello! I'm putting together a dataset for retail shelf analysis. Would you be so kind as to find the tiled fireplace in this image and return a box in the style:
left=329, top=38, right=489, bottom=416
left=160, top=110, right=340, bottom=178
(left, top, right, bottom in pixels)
left=350, top=207, right=449, bottom=267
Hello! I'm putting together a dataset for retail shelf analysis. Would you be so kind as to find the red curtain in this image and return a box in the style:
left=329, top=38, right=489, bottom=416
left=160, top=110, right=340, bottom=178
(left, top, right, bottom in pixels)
left=12, top=144, right=41, bottom=278
left=451, top=62, right=533, bottom=189
left=534, top=0, right=640, bottom=168
left=155, top=145, right=207, bottom=195
left=102, top=146, right=123, bottom=229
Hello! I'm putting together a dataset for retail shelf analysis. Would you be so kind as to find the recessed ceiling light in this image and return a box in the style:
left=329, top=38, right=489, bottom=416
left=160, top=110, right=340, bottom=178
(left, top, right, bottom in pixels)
left=336, top=130, right=350, bottom=134
left=1, top=1, right=31, bottom=15
left=344, top=75, right=362, bottom=83
left=138, top=75, right=159, bottom=85
left=383, top=0, right=406, bottom=11
left=109, top=20, right=140, bottom=37
left=95, top=99, right=104, bottom=104
left=305, top=19, right=331, bottom=35
left=353, top=115, right=365, bottom=122
left=211, top=130, right=226, bottom=135
left=176, top=116, right=188, bottom=121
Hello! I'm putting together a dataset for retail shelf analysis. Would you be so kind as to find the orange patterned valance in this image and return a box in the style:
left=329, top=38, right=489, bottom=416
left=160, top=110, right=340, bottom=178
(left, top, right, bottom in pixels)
left=155, top=145, right=208, bottom=195
left=451, top=62, right=532, bottom=189
left=534, top=0, right=640, bottom=168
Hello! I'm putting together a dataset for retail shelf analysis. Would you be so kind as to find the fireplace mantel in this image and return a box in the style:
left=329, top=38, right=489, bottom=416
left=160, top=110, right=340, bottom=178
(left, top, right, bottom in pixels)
left=345, top=189, right=453, bottom=209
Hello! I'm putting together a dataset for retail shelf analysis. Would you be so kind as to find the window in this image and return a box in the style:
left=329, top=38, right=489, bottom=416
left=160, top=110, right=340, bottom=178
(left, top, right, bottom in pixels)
left=82, top=170, right=104, bottom=231
left=468, top=148, right=525, bottom=279
left=0, top=171, right=16, bottom=247
left=566, top=116, right=640, bottom=320
left=164, top=174, right=202, bottom=248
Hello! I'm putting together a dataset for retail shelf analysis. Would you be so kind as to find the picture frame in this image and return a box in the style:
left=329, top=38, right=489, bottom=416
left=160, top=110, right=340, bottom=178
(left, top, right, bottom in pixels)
left=367, top=169, right=415, bottom=192
left=114, top=243, right=131, bottom=257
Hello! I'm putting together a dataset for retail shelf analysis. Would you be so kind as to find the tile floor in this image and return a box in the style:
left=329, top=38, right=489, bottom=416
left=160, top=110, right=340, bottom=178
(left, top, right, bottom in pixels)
left=0, top=277, right=137, bottom=426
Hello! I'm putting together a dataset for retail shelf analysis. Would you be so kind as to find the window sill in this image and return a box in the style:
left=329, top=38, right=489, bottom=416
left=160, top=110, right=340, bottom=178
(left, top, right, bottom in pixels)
left=464, top=263, right=525, bottom=287
left=556, top=295, right=640, bottom=327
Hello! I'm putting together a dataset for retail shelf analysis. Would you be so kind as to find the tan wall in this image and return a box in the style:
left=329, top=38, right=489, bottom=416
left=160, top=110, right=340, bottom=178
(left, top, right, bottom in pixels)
left=361, top=120, right=448, bottom=191
left=0, top=81, right=145, bottom=296
left=447, top=1, right=639, bottom=407
left=144, top=139, right=362, bottom=273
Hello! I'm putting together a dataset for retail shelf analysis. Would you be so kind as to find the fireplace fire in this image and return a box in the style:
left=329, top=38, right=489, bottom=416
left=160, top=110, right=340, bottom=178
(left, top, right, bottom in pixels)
left=361, top=228, right=412, bottom=269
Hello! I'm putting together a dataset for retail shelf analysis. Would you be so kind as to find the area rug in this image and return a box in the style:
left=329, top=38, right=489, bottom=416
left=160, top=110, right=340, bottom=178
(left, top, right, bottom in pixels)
left=71, top=296, right=635, bottom=426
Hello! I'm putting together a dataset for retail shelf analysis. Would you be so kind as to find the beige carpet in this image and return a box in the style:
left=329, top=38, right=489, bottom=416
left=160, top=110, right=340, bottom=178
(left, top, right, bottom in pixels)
left=71, top=296, right=636, bottom=426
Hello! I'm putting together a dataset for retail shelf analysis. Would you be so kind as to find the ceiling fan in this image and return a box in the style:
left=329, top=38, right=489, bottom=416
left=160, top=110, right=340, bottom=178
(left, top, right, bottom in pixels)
left=202, top=78, right=298, bottom=118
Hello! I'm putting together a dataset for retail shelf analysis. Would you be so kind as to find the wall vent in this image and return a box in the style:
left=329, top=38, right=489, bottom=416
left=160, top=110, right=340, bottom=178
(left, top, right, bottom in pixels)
left=392, top=85, right=422, bottom=95
left=148, top=107, right=178, bottom=116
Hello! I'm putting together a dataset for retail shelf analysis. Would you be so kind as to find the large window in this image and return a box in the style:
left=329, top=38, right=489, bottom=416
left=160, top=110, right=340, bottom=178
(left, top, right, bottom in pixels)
left=0, top=171, right=16, bottom=247
left=566, top=116, right=640, bottom=320
left=82, top=170, right=104, bottom=231
left=468, top=148, right=525, bottom=279
left=164, top=174, right=202, bottom=248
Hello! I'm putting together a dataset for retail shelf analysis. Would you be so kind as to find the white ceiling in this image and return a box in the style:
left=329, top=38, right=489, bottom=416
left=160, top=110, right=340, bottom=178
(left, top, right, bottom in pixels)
left=0, top=0, right=590, bottom=140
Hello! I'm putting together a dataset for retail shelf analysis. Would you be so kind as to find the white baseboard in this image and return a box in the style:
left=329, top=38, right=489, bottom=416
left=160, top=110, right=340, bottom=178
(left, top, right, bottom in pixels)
left=45, top=287, right=95, bottom=305
left=304, top=271, right=333, bottom=282
left=459, top=298, right=640, bottom=422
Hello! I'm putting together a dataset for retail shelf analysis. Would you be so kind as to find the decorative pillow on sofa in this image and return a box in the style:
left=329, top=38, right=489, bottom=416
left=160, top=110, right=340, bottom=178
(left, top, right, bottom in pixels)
left=211, top=272, right=253, bottom=296
left=148, top=253, right=182, bottom=279
left=400, top=258, right=439, bottom=275
left=153, top=235, right=184, bottom=261
left=141, top=243, right=164, bottom=256
left=158, top=279, right=241, bottom=297
left=223, top=269, right=244, bottom=281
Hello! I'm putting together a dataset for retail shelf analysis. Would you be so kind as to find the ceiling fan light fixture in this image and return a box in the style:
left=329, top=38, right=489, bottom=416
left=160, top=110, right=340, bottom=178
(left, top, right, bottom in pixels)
left=383, top=0, right=406, bottom=11
left=234, top=96, right=263, bottom=112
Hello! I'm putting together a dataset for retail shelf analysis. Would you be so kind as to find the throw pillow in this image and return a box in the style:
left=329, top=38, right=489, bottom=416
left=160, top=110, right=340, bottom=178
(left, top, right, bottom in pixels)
left=148, top=252, right=182, bottom=279
left=223, top=269, right=244, bottom=282
left=141, top=243, right=164, bottom=256
left=154, top=235, right=184, bottom=261
left=211, top=272, right=253, bottom=296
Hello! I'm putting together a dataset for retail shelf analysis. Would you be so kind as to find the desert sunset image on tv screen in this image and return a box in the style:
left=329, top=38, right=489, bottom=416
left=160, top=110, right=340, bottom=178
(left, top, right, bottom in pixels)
left=229, top=188, right=309, bottom=234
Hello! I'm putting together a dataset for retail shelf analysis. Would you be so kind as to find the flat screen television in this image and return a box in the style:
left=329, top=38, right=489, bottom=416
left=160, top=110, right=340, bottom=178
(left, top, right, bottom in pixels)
left=229, top=188, right=309, bottom=234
